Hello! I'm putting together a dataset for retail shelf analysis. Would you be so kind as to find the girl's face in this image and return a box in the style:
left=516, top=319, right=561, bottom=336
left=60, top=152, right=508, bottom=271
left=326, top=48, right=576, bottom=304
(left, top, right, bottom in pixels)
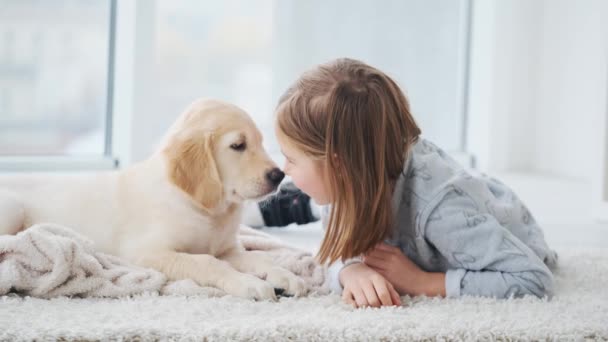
left=276, top=130, right=331, bottom=205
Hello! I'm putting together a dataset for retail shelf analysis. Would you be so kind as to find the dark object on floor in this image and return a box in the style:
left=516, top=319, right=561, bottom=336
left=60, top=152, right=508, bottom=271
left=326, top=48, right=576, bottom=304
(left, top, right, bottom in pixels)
left=258, top=182, right=318, bottom=227
left=274, top=287, right=293, bottom=297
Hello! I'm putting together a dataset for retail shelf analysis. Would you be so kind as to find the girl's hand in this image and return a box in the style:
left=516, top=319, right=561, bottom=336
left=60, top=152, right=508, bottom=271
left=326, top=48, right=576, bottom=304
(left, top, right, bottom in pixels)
left=339, top=262, right=402, bottom=308
left=363, top=243, right=446, bottom=297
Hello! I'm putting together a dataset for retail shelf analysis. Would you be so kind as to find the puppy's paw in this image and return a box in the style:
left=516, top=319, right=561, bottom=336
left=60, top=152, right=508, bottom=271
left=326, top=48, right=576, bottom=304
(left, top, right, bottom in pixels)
left=265, top=267, right=308, bottom=297
left=223, top=273, right=277, bottom=301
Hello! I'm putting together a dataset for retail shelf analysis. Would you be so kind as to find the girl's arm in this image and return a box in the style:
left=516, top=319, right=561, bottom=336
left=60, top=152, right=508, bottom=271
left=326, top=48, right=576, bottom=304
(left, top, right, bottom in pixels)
left=417, top=272, right=446, bottom=297
left=364, top=243, right=446, bottom=297
left=423, top=191, right=555, bottom=299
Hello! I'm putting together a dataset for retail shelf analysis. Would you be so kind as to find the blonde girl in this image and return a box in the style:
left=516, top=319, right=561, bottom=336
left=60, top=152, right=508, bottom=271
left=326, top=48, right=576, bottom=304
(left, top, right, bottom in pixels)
left=274, top=58, right=556, bottom=308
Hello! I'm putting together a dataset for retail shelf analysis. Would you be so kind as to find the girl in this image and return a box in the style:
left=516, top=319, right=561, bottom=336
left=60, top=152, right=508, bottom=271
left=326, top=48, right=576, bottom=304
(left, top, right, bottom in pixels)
left=265, top=58, right=557, bottom=308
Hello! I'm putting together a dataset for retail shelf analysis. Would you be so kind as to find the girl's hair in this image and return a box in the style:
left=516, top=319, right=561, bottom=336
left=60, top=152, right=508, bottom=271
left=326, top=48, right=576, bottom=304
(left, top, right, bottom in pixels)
left=276, top=58, right=421, bottom=264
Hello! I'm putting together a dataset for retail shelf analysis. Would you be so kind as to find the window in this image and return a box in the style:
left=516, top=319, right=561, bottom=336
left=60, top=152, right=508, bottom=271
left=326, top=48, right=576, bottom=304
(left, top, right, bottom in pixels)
left=0, top=0, right=112, bottom=159
left=154, top=0, right=471, bottom=158
left=1, top=1, right=471, bottom=169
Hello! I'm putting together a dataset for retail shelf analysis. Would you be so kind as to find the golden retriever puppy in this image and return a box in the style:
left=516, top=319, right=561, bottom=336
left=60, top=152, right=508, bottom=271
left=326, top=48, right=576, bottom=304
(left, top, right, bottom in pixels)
left=0, top=98, right=306, bottom=300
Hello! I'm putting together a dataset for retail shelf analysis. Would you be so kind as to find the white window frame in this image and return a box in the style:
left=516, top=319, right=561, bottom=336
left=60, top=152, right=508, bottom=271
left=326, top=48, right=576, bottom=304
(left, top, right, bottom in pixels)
left=452, top=0, right=474, bottom=168
left=0, top=0, right=120, bottom=172
left=0, top=0, right=157, bottom=172
left=593, top=59, right=608, bottom=222
left=593, top=6, right=608, bottom=222
left=593, top=113, right=608, bottom=222
left=110, top=0, right=156, bottom=168
left=0, top=0, right=118, bottom=172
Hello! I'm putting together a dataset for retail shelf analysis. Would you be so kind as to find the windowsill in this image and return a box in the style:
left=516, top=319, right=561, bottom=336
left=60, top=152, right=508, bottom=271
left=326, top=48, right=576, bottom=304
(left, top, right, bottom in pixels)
left=0, top=156, right=118, bottom=172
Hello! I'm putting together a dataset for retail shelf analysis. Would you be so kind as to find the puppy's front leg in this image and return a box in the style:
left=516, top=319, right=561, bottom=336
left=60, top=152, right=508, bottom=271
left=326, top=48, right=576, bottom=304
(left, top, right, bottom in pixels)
left=138, top=250, right=277, bottom=301
left=222, top=248, right=307, bottom=297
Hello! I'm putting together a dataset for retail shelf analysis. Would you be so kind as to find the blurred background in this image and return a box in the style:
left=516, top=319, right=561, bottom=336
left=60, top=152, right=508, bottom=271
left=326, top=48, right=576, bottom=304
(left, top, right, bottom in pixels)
left=0, top=0, right=607, bottom=248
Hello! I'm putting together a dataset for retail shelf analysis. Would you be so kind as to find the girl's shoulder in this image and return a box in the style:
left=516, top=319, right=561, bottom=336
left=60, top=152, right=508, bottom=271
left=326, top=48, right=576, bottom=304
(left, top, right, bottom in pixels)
left=411, top=138, right=456, bottom=164
left=400, top=138, right=522, bottom=224
left=404, top=138, right=467, bottom=199
left=399, top=138, right=512, bottom=215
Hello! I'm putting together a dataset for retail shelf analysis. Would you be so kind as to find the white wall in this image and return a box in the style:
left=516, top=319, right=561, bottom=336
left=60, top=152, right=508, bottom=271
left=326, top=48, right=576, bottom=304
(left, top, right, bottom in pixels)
left=534, top=0, right=607, bottom=180
left=467, top=0, right=607, bottom=181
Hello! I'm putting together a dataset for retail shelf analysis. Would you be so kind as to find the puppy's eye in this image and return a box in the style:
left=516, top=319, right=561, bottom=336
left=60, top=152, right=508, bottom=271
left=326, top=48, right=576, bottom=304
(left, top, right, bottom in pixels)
left=230, top=142, right=246, bottom=151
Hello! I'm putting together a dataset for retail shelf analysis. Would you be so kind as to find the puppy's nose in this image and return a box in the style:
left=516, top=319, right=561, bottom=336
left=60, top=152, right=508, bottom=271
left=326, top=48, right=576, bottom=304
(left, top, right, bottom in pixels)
left=266, top=168, right=285, bottom=186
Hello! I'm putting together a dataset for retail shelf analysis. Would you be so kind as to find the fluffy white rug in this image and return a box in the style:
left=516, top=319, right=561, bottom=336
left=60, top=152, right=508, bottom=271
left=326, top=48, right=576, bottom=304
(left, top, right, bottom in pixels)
left=1, top=244, right=607, bottom=340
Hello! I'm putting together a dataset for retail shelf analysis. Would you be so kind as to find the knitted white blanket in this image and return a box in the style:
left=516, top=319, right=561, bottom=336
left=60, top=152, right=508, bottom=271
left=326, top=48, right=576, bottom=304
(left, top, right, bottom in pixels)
left=0, top=224, right=329, bottom=298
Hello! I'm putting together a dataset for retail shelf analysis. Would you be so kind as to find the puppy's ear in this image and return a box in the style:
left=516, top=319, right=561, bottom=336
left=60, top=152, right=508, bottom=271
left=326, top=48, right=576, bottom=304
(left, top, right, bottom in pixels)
left=165, top=134, right=223, bottom=211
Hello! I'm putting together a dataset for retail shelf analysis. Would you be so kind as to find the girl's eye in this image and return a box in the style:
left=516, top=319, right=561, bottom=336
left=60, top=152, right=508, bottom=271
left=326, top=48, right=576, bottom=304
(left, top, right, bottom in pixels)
left=230, top=142, right=246, bottom=151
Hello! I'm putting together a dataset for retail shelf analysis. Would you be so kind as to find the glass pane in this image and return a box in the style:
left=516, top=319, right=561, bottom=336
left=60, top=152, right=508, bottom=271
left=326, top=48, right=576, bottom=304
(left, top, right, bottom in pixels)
left=155, top=0, right=468, bottom=155
left=155, top=0, right=277, bottom=152
left=0, top=0, right=111, bottom=156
